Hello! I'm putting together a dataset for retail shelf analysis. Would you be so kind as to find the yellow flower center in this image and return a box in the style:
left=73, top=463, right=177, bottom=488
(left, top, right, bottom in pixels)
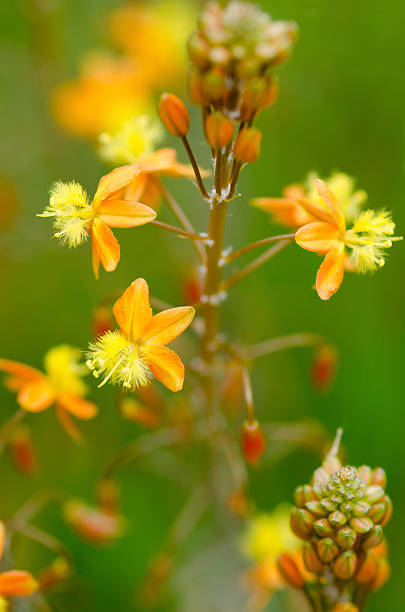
left=44, top=345, right=88, bottom=396
left=98, top=114, right=163, bottom=165
left=86, top=331, right=152, bottom=390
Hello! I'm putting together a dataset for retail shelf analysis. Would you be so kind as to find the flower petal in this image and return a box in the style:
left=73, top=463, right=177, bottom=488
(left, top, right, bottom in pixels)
left=316, top=243, right=345, bottom=300
left=315, top=179, right=346, bottom=231
left=98, top=199, right=156, bottom=228
left=91, top=219, right=120, bottom=272
left=57, top=394, right=98, bottom=420
left=141, top=306, right=195, bottom=346
left=17, top=382, right=55, bottom=412
left=252, top=197, right=313, bottom=228
left=295, top=222, right=341, bottom=253
left=93, top=164, right=140, bottom=205
left=0, top=571, right=38, bottom=597
left=144, top=345, right=184, bottom=392
left=138, top=148, right=177, bottom=173
left=0, top=359, right=43, bottom=383
left=91, top=230, right=101, bottom=279
left=56, top=405, right=82, bottom=443
left=297, top=197, right=336, bottom=224
left=113, top=278, right=152, bottom=340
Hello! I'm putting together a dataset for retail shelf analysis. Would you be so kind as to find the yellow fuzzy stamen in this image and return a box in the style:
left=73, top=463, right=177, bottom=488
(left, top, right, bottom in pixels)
left=86, top=331, right=152, bottom=390
left=38, top=181, right=95, bottom=248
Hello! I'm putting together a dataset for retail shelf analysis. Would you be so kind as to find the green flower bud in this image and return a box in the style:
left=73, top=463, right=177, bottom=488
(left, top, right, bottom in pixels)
left=380, top=495, right=393, bottom=527
left=333, top=551, right=357, bottom=580
left=364, top=485, right=385, bottom=504
left=294, top=486, right=306, bottom=508
left=350, top=517, right=373, bottom=534
left=316, top=537, right=339, bottom=563
left=357, top=465, right=373, bottom=485
left=305, top=501, right=328, bottom=517
left=371, top=468, right=387, bottom=489
left=314, top=518, right=334, bottom=537
left=320, top=498, right=338, bottom=513
left=329, top=511, right=347, bottom=527
left=290, top=508, right=314, bottom=539
left=362, top=525, right=383, bottom=549
left=303, top=485, right=318, bottom=503
left=326, top=466, right=366, bottom=501
left=340, top=502, right=353, bottom=514
left=336, top=527, right=357, bottom=550
left=352, top=501, right=371, bottom=517
left=368, top=502, right=387, bottom=524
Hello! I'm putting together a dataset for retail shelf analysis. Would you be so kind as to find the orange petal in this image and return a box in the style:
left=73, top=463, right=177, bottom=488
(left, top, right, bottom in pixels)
left=91, top=230, right=100, bottom=279
left=93, top=164, right=140, bottom=205
left=98, top=199, right=156, bottom=228
left=91, top=219, right=120, bottom=273
left=56, top=405, right=82, bottom=443
left=164, top=162, right=204, bottom=179
left=0, top=571, right=38, bottom=597
left=0, top=359, right=43, bottom=383
left=138, top=148, right=177, bottom=173
left=17, top=382, right=55, bottom=412
left=57, top=394, right=98, bottom=420
left=144, top=345, right=184, bottom=392
left=113, top=278, right=152, bottom=340
left=295, top=222, right=341, bottom=253
left=316, top=243, right=345, bottom=300
left=315, top=179, right=346, bottom=232
left=297, top=197, right=336, bottom=224
left=252, top=197, right=313, bottom=228
left=123, top=173, right=149, bottom=200
left=0, top=522, right=4, bottom=559
left=141, top=306, right=195, bottom=346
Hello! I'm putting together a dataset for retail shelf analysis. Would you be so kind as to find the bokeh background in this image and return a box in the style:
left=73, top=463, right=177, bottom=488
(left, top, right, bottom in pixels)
left=0, top=0, right=403, bottom=610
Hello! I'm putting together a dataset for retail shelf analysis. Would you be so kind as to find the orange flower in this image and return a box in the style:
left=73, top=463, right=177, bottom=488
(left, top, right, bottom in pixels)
left=0, top=346, right=98, bottom=442
left=63, top=499, right=123, bottom=545
left=252, top=183, right=315, bottom=229
left=86, top=278, right=195, bottom=392
left=0, top=522, right=38, bottom=599
left=39, top=165, right=157, bottom=278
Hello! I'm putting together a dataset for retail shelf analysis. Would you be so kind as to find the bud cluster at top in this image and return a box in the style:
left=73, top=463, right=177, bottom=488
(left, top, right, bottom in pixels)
left=188, top=1, right=297, bottom=120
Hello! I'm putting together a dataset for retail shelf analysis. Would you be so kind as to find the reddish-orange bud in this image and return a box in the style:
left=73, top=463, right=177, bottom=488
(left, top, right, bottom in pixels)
left=92, top=304, right=114, bottom=338
left=0, top=571, right=38, bottom=597
left=158, top=93, right=190, bottom=137
left=311, top=344, right=338, bottom=392
left=241, top=419, right=266, bottom=465
left=63, top=499, right=123, bottom=544
left=205, top=113, right=235, bottom=149
left=277, top=553, right=304, bottom=589
left=38, top=557, right=71, bottom=592
left=233, top=128, right=262, bottom=164
left=9, top=425, right=37, bottom=475
left=183, top=267, right=202, bottom=305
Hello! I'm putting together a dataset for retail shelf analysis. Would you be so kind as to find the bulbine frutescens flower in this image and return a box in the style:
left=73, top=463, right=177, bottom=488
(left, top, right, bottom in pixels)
left=86, top=278, right=195, bottom=392
left=39, top=165, right=156, bottom=277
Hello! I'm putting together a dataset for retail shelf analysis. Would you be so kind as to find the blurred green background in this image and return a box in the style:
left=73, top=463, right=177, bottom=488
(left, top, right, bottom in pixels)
left=0, top=0, right=403, bottom=610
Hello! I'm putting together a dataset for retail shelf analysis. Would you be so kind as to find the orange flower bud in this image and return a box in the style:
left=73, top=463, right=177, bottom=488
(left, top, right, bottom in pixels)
left=316, top=538, right=339, bottom=563
left=97, top=479, right=121, bottom=516
left=240, top=77, right=279, bottom=122
left=380, top=495, right=393, bottom=527
left=241, top=419, right=266, bottom=466
left=201, top=68, right=227, bottom=104
left=119, top=396, right=160, bottom=429
left=370, top=557, right=390, bottom=590
left=187, top=33, right=210, bottom=69
left=205, top=113, right=234, bottom=149
left=183, top=267, right=202, bottom=305
left=38, top=557, right=71, bottom=592
left=311, top=344, right=338, bottom=391
left=333, top=551, right=357, bottom=580
left=0, top=571, right=38, bottom=597
left=371, top=467, right=387, bottom=489
left=290, top=508, right=314, bottom=539
left=303, top=542, right=323, bottom=573
left=9, top=425, right=37, bottom=475
left=355, top=551, right=378, bottom=584
left=277, top=553, right=304, bottom=589
left=188, top=67, right=207, bottom=106
left=64, top=499, right=123, bottom=544
left=158, top=93, right=190, bottom=137
left=233, top=128, right=262, bottom=164
left=227, top=489, right=252, bottom=518
left=92, top=304, right=114, bottom=338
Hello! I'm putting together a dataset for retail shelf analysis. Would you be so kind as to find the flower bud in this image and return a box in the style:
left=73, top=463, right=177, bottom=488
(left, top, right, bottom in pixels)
left=290, top=508, right=314, bottom=539
left=355, top=550, right=378, bottom=584
left=316, top=538, right=339, bottom=563
left=233, top=128, right=262, bottom=163
left=9, top=425, right=37, bottom=475
left=188, top=67, right=207, bottom=106
left=357, top=465, right=373, bottom=485
left=336, top=527, right=358, bottom=550
left=350, top=517, right=373, bottom=534
left=362, top=525, right=383, bottom=550
left=380, top=495, right=392, bottom=527
left=240, top=77, right=279, bottom=121
left=205, top=113, right=235, bottom=149
left=202, top=68, right=227, bottom=104
left=158, top=93, right=190, bottom=137
left=63, top=499, right=123, bottom=544
left=352, top=501, right=371, bottom=516
left=303, top=542, right=323, bottom=573
left=329, top=511, right=347, bottom=527
left=320, top=498, right=338, bottom=513
left=322, top=454, right=341, bottom=474
left=313, top=518, right=334, bottom=538
left=227, top=489, right=251, bottom=518
left=368, top=502, right=386, bottom=524
left=241, top=419, right=266, bottom=466
left=119, top=396, right=160, bottom=429
left=97, top=479, right=120, bottom=516
left=305, top=501, right=327, bottom=517
left=363, top=485, right=385, bottom=504
left=311, top=344, right=338, bottom=391
left=333, top=551, right=357, bottom=580
left=371, top=468, right=387, bottom=489
left=277, top=553, right=304, bottom=589
left=370, top=557, right=390, bottom=590
left=332, top=605, right=359, bottom=612
left=38, top=557, right=71, bottom=592
left=187, top=33, right=210, bottom=69
left=0, top=571, right=39, bottom=597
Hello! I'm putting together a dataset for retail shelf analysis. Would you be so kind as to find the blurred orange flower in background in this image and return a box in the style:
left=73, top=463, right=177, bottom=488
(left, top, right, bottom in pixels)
left=0, top=522, right=38, bottom=601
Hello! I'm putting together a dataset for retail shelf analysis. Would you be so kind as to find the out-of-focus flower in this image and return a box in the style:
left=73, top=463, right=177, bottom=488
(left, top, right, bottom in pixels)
left=92, top=304, right=115, bottom=338
left=241, top=419, right=266, bottom=466
left=99, top=115, right=163, bottom=166
left=295, top=179, right=401, bottom=300
left=38, top=557, right=71, bottom=592
left=311, top=344, right=338, bottom=392
left=109, top=1, right=195, bottom=88
left=0, top=177, right=20, bottom=232
left=9, top=425, right=38, bottom=475
left=52, top=53, right=151, bottom=139
left=39, top=165, right=156, bottom=277
left=241, top=505, right=300, bottom=611
left=86, top=278, right=194, bottom=392
left=0, top=521, right=38, bottom=600
left=118, top=395, right=160, bottom=428
left=63, top=499, right=123, bottom=544
left=0, top=345, right=98, bottom=442
left=252, top=171, right=368, bottom=230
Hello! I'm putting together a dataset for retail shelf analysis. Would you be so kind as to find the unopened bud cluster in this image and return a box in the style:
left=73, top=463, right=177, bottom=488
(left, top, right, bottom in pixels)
left=290, top=452, right=391, bottom=591
left=188, top=1, right=296, bottom=120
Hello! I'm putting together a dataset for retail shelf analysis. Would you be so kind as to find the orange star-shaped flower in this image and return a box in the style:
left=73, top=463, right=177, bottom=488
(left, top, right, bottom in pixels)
left=0, top=522, right=38, bottom=600
left=0, top=346, right=98, bottom=442
left=40, top=164, right=157, bottom=278
left=295, top=179, right=346, bottom=300
left=86, top=278, right=195, bottom=392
